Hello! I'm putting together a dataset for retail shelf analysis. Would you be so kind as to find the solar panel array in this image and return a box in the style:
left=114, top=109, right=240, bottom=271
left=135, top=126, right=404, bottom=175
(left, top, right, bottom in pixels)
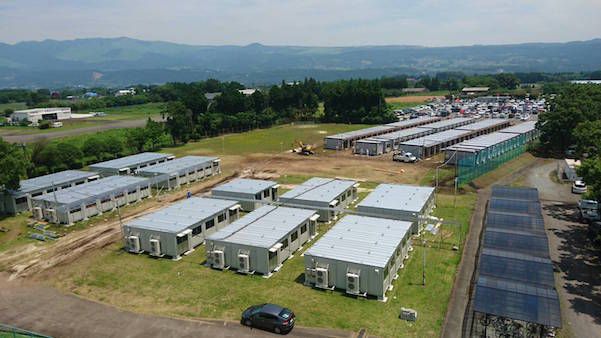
left=473, top=186, right=561, bottom=328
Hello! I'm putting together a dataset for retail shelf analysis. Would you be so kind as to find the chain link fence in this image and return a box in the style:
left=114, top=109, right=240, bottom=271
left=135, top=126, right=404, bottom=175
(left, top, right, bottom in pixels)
left=0, top=324, right=51, bottom=338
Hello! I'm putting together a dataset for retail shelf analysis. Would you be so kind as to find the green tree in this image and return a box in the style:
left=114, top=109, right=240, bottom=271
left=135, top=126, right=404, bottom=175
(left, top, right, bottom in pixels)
left=163, top=101, right=194, bottom=144
left=578, top=158, right=601, bottom=201
left=0, top=140, right=29, bottom=191
left=573, top=120, right=601, bottom=158
left=126, top=128, right=147, bottom=153
left=56, top=143, right=83, bottom=169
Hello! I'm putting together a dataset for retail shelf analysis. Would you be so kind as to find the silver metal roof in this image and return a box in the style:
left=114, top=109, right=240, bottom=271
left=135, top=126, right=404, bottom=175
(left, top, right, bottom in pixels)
left=13, top=170, right=98, bottom=195
left=137, top=156, right=218, bottom=175
left=357, top=184, right=435, bottom=213
left=125, top=197, right=238, bottom=233
left=89, top=152, right=172, bottom=170
left=207, top=205, right=317, bottom=248
left=385, top=116, right=440, bottom=128
left=212, top=178, right=277, bottom=195
left=325, top=126, right=395, bottom=141
left=455, top=118, right=508, bottom=131
left=499, top=121, right=537, bottom=134
left=33, top=175, right=149, bottom=206
left=401, top=129, right=474, bottom=147
left=280, top=177, right=356, bottom=203
left=305, top=215, right=413, bottom=268
left=355, top=138, right=383, bottom=144
left=416, top=117, right=475, bottom=130
left=445, top=132, right=519, bottom=151
left=370, top=127, right=434, bottom=141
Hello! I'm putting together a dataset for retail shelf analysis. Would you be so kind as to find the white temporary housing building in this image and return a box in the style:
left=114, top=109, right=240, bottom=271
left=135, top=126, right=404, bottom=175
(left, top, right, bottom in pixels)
left=416, top=117, right=476, bottom=132
left=399, top=129, right=475, bottom=159
left=206, top=205, right=319, bottom=276
left=122, top=197, right=240, bottom=259
left=211, top=178, right=279, bottom=211
left=279, top=177, right=358, bottom=222
left=0, top=170, right=99, bottom=215
left=356, top=184, right=435, bottom=230
left=11, top=107, right=72, bottom=125
left=304, top=215, right=414, bottom=301
left=31, top=176, right=151, bottom=224
left=136, top=156, right=221, bottom=189
left=89, top=152, right=174, bottom=176
left=354, top=127, right=436, bottom=155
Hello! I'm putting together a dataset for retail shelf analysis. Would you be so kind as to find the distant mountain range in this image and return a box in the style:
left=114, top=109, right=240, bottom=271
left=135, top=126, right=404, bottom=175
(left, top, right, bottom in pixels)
left=1, top=37, right=601, bottom=88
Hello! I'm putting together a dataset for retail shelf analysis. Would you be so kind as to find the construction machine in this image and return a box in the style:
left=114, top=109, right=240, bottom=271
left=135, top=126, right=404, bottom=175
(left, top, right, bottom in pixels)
left=292, top=140, right=315, bottom=155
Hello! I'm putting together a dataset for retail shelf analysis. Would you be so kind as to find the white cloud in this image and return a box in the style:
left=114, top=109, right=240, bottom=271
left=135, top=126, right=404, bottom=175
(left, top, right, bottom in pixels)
left=0, top=0, right=599, bottom=46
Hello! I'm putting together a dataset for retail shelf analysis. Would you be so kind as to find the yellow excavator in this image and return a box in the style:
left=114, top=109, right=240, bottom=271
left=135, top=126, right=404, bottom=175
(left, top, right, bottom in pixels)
left=292, top=140, right=315, bottom=155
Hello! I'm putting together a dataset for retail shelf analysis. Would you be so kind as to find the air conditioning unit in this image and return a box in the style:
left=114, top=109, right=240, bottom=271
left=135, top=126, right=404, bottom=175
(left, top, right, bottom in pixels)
left=238, top=253, right=250, bottom=273
left=212, top=250, right=225, bottom=269
left=127, top=235, right=141, bottom=253
left=346, top=272, right=360, bottom=295
left=47, top=209, right=57, bottom=223
left=149, top=238, right=162, bottom=257
left=315, top=267, right=329, bottom=289
left=33, top=207, right=43, bottom=220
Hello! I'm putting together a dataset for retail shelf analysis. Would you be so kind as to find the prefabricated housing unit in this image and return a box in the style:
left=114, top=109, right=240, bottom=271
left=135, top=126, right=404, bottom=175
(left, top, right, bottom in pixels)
left=211, top=178, right=279, bottom=211
left=324, top=126, right=396, bottom=150
left=89, top=152, right=174, bottom=176
left=206, top=205, right=319, bottom=276
left=416, top=117, right=476, bottom=132
left=0, top=170, right=99, bottom=215
left=30, top=176, right=151, bottom=224
left=499, top=121, right=539, bottom=142
left=383, top=116, right=442, bottom=129
left=304, top=215, right=414, bottom=301
left=399, top=129, right=475, bottom=159
left=444, top=131, right=523, bottom=166
left=122, top=197, right=240, bottom=259
left=279, top=177, right=358, bottom=222
left=455, top=118, right=511, bottom=136
left=354, top=127, right=437, bottom=155
left=136, top=156, right=221, bottom=190
left=356, top=184, right=435, bottom=230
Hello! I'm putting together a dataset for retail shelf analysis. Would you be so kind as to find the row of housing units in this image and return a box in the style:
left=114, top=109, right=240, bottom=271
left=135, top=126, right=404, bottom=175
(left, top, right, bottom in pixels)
left=122, top=177, right=435, bottom=301
left=325, top=116, right=538, bottom=160
left=0, top=152, right=222, bottom=224
left=468, top=186, right=561, bottom=337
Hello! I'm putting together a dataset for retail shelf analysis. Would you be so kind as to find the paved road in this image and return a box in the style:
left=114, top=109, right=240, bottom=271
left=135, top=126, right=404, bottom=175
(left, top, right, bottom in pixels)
left=0, top=278, right=354, bottom=338
left=526, top=161, right=601, bottom=338
left=1, top=119, right=149, bottom=143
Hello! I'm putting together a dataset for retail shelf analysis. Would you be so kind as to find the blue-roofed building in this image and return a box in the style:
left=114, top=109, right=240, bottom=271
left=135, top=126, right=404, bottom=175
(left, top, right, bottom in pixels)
left=122, top=197, right=241, bottom=259
left=206, top=205, right=319, bottom=276
left=279, top=177, right=358, bottom=222
left=136, top=155, right=221, bottom=189
left=1, top=170, right=100, bottom=215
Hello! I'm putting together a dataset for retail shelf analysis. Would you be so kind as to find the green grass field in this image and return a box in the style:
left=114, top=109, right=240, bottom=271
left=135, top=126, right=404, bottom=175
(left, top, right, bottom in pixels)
left=0, top=102, right=27, bottom=112
left=52, top=191, right=475, bottom=338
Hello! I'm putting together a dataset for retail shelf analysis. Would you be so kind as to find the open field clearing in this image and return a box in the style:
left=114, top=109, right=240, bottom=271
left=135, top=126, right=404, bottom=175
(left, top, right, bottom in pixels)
left=0, top=102, right=27, bottom=111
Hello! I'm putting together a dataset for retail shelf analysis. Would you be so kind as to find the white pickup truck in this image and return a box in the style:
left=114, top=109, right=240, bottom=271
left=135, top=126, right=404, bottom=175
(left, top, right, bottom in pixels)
left=393, top=152, right=418, bottom=163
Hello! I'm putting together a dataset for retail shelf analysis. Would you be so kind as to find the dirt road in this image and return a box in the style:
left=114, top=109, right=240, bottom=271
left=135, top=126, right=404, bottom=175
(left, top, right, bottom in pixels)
left=1, top=119, right=148, bottom=143
left=0, top=277, right=353, bottom=338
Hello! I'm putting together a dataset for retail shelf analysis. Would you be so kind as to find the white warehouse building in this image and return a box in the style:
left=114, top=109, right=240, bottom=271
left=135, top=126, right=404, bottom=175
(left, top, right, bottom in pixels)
left=137, top=156, right=221, bottom=190
left=279, top=177, right=358, bottom=222
left=211, top=178, right=279, bottom=211
left=11, top=107, right=72, bottom=125
left=304, top=215, right=414, bottom=301
left=206, top=205, right=319, bottom=277
left=356, top=184, right=435, bottom=230
left=31, top=176, right=151, bottom=224
left=122, top=197, right=240, bottom=260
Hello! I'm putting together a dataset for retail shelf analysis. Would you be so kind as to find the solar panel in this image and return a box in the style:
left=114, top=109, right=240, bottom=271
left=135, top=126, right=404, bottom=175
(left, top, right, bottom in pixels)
left=479, top=252, right=555, bottom=288
left=485, top=211, right=545, bottom=234
left=489, top=198, right=543, bottom=216
left=491, top=186, right=539, bottom=201
left=483, top=229, right=550, bottom=258
left=474, top=277, right=561, bottom=327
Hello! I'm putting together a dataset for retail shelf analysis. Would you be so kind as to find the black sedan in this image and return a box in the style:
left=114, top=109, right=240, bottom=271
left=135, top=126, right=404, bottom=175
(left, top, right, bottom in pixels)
left=241, top=303, right=295, bottom=334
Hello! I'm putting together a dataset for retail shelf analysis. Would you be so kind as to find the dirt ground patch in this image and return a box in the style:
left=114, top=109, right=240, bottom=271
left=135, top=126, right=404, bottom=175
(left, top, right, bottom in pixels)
left=385, top=95, right=444, bottom=103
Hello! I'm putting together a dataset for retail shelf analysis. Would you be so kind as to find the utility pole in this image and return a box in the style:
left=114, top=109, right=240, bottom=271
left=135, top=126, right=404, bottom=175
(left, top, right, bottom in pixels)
left=422, top=237, right=426, bottom=286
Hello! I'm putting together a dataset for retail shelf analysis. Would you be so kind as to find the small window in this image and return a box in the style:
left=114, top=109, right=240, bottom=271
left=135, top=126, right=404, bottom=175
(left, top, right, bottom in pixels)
left=229, top=208, right=238, bottom=217
left=218, top=213, right=226, bottom=223
left=340, top=194, right=346, bottom=202
left=31, top=192, right=43, bottom=197
left=71, top=208, right=81, bottom=213
left=255, top=193, right=262, bottom=200
left=192, top=225, right=202, bottom=236
left=347, top=190, right=352, bottom=197
left=281, top=239, right=288, bottom=250
left=206, top=219, right=215, bottom=230
left=291, top=231, right=298, bottom=242
left=300, top=224, right=307, bottom=234
left=61, top=185, right=70, bottom=189
left=176, top=236, right=187, bottom=244
left=263, top=189, right=270, bottom=198
left=15, top=197, right=27, bottom=204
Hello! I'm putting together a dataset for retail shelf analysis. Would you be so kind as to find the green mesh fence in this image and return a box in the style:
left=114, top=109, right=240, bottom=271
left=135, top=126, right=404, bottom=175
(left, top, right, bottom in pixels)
left=0, top=324, right=51, bottom=338
left=456, top=141, right=527, bottom=186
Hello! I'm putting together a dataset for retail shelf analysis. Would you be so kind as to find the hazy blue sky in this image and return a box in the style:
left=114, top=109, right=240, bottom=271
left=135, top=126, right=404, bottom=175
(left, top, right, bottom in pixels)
left=1, top=0, right=600, bottom=46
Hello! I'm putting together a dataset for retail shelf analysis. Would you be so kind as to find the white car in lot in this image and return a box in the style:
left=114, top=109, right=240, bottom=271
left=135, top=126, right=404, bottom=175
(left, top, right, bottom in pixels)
left=393, top=152, right=418, bottom=163
left=572, top=180, right=588, bottom=194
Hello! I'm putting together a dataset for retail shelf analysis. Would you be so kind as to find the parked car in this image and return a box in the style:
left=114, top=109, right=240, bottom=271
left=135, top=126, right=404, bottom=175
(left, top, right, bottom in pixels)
left=241, top=303, right=295, bottom=334
left=572, top=180, right=588, bottom=194
left=393, top=152, right=418, bottom=163
left=578, top=199, right=600, bottom=223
